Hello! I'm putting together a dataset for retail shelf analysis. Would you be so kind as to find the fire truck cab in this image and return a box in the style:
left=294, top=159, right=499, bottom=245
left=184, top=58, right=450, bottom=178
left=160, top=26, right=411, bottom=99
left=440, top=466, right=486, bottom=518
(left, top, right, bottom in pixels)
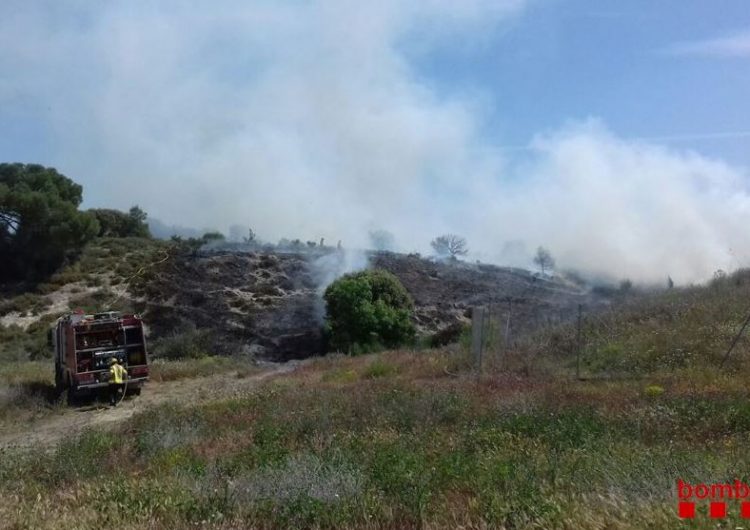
left=52, top=310, right=149, bottom=400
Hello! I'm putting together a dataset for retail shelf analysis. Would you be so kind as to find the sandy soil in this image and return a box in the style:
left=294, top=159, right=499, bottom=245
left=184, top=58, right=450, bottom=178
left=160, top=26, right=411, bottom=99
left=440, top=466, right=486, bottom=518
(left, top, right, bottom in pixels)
left=0, top=282, right=99, bottom=330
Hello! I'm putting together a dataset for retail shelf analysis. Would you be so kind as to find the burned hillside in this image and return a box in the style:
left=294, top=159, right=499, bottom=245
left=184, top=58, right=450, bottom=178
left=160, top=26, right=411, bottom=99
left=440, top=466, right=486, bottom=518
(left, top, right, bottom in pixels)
left=130, top=246, right=604, bottom=360
left=132, top=250, right=324, bottom=360
left=371, top=252, right=601, bottom=343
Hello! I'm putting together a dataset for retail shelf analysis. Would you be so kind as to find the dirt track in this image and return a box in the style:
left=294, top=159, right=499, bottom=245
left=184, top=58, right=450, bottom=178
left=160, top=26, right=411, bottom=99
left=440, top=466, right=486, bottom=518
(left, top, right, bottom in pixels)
left=0, top=362, right=297, bottom=452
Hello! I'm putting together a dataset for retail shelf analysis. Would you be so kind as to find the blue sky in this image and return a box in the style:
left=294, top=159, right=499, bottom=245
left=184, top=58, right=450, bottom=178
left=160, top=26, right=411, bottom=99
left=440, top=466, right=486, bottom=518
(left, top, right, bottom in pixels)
left=410, top=0, right=750, bottom=165
left=1, top=1, right=750, bottom=281
left=3, top=1, right=749, bottom=167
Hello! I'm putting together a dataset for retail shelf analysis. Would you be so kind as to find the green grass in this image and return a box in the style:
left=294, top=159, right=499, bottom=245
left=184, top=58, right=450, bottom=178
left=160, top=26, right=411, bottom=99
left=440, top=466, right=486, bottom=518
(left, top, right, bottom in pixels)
left=362, top=357, right=398, bottom=379
left=3, top=348, right=750, bottom=529
left=149, top=356, right=260, bottom=382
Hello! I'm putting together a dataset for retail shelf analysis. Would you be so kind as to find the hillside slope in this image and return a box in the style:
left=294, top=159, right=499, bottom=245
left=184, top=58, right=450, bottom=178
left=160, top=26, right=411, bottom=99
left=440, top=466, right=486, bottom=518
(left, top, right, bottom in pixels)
left=3, top=253, right=750, bottom=528
left=132, top=245, right=603, bottom=359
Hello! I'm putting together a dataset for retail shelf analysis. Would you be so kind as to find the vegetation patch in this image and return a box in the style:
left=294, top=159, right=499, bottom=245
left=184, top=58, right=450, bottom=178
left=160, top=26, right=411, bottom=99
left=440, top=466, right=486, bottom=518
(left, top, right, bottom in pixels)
left=149, top=357, right=257, bottom=382
left=4, top=351, right=750, bottom=528
left=362, top=358, right=399, bottom=379
left=324, top=269, right=415, bottom=353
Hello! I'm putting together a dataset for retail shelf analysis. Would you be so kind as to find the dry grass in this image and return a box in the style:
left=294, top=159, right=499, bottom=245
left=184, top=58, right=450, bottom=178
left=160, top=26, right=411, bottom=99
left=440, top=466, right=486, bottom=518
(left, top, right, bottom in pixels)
left=2, top=345, right=748, bottom=528
left=0, top=360, right=63, bottom=431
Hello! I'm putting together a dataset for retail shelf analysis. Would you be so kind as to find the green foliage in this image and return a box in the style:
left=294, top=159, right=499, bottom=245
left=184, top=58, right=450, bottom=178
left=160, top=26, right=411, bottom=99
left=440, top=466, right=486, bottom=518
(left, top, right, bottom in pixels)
left=324, top=269, right=415, bottom=353
left=321, top=367, right=359, bottom=383
left=362, top=358, right=398, bottom=379
left=88, top=206, right=151, bottom=238
left=0, top=293, right=47, bottom=316
left=151, top=329, right=213, bottom=360
left=0, top=318, right=55, bottom=362
left=644, top=385, right=665, bottom=398
left=0, top=163, right=99, bottom=281
left=201, top=231, right=225, bottom=242
left=149, top=357, right=254, bottom=382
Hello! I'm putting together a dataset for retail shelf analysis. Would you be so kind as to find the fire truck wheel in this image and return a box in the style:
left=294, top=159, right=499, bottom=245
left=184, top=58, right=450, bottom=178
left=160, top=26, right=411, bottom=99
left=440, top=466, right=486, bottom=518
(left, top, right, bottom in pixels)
left=66, top=383, right=79, bottom=406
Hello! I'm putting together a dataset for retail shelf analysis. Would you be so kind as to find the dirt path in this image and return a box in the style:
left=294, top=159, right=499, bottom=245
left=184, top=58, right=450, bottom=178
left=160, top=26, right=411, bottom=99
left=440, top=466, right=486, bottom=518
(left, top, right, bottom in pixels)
left=0, top=361, right=298, bottom=452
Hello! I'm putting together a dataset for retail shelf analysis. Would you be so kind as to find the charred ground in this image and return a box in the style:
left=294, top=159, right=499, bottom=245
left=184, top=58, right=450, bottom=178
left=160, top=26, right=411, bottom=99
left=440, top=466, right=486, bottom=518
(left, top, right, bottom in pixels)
left=129, top=244, right=609, bottom=360
left=0, top=238, right=612, bottom=362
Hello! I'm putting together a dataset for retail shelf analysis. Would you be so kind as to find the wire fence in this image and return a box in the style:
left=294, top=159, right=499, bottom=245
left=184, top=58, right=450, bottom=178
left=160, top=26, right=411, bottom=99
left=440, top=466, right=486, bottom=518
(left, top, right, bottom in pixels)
left=468, top=295, right=750, bottom=380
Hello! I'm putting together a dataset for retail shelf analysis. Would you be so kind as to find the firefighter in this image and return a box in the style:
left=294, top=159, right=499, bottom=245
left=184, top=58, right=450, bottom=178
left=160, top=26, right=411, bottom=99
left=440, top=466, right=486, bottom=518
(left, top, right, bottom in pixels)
left=108, top=357, right=127, bottom=406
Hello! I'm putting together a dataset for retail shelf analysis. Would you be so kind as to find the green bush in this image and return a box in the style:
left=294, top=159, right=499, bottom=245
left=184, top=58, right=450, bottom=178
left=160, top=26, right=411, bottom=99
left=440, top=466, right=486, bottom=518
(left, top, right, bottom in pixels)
left=324, top=269, right=415, bottom=353
left=88, top=206, right=151, bottom=238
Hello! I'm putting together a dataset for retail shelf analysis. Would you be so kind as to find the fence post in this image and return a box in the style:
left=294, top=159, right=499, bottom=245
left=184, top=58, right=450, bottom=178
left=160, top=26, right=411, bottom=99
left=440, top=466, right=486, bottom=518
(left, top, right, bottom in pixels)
left=472, top=306, right=485, bottom=377
left=504, top=298, right=512, bottom=349
left=720, top=309, right=750, bottom=368
left=576, top=304, right=583, bottom=379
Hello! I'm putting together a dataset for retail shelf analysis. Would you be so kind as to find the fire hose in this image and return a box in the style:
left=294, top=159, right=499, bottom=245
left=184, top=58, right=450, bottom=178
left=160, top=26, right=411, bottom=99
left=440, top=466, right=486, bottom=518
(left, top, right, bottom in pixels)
left=116, top=371, right=129, bottom=407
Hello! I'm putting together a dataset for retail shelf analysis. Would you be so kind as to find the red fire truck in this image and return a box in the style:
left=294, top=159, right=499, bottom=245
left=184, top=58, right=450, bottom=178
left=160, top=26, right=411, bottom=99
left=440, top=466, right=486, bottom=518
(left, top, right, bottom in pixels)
left=52, top=310, right=149, bottom=401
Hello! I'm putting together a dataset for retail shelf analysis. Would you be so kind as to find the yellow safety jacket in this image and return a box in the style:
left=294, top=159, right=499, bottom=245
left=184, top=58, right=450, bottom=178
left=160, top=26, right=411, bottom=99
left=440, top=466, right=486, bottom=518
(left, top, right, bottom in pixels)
left=110, top=363, right=127, bottom=384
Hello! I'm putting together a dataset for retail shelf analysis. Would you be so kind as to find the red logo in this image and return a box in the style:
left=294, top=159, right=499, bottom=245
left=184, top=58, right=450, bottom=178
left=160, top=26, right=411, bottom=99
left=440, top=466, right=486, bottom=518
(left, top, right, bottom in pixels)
left=678, top=479, right=750, bottom=518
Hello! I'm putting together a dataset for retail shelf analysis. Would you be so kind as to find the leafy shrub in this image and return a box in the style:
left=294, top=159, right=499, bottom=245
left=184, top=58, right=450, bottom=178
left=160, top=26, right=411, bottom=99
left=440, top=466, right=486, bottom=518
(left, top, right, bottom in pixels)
left=0, top=321, right=52, bottom=361
left=324, top=269, right=415, bottom=353
left=88, top=206, right=151, bottom=238
left=0, top=293, right=48, bottom=316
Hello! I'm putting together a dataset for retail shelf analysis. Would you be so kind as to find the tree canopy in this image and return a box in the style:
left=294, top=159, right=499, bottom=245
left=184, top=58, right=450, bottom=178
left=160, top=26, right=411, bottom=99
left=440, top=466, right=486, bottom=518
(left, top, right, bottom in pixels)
left=324, top=269, right=415, bottom=353
left=0, top=163, right=99, bottom=282
left=89, top=206, right=151, bottom=238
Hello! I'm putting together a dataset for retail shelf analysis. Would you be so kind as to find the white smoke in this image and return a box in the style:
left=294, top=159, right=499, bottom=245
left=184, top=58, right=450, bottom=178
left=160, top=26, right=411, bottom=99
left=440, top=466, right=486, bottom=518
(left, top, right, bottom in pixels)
left=472, top=120, right=750, bottom=283
left=308, top=248, right=370, bottom=324
left=1, top=2, right=749, bottom=284
left=310, top=249, right=370, bottom=294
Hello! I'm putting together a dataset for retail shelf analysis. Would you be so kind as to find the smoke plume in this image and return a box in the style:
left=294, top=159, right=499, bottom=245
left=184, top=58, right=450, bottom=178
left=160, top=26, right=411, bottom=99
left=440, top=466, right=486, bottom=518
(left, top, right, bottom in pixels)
left=1, top=1, right=749, bottom=283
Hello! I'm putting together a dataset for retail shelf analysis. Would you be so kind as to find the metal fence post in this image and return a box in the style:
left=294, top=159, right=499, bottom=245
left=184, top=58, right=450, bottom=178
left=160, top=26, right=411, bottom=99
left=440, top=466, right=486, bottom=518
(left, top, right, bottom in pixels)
left=504, top=298, right=512, bottom=349
left=576, top=304, right=583, bottom=379
left=472, top=306, right=485, bottom=377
